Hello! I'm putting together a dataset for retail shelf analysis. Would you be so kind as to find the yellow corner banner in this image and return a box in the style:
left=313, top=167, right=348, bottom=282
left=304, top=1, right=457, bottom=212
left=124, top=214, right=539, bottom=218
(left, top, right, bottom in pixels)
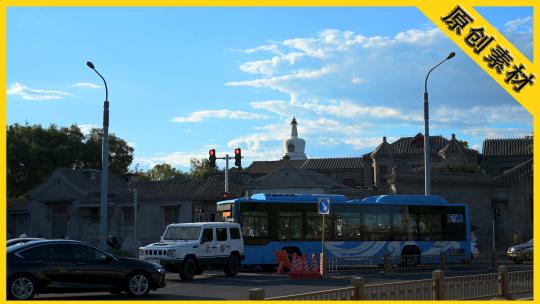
left=418, top=2, right=537, bottom=113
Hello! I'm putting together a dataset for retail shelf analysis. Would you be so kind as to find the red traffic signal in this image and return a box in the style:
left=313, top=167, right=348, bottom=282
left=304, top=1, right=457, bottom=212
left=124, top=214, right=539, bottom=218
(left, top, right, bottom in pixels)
left=234, top=148, right=242, bottom=168
left=209, top=149, right=216, bottom=168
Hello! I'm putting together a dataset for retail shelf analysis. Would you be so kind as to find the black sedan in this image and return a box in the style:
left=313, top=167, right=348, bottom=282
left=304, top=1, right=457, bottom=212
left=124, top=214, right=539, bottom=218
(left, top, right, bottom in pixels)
left=7, top=238, right=44, bottom=247
left=7, top=239, right=166, bottom=300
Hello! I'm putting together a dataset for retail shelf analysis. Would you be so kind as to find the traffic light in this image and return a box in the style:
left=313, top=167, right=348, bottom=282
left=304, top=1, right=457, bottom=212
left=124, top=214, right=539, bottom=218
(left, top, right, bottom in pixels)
left=209, top=149, right=216, bottom=168
left=234, top=148, right=242, bottom=168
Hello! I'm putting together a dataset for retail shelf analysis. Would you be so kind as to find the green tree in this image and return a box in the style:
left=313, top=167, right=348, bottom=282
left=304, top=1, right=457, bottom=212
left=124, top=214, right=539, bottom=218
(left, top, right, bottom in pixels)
left=79, top=128, right=134, bottom=176
left=189, top=158, right=219, bottom=180
left=7, top=123, right=134, bottom=197
left=145, top=163, right=184, bottom=180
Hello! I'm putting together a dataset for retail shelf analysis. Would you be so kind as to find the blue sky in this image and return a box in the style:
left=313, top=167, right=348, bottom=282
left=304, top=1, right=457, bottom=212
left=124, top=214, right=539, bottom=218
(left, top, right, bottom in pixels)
left=7, top=7, right=533, bottom=171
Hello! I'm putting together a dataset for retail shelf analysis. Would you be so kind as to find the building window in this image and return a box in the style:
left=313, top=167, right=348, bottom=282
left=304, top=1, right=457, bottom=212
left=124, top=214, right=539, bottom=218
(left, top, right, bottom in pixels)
left=342, top=179, right=355, bottom=187
left=122, top=207, right=133, bottom=226
left=380, top=165, right=388, bottom=183
left=162, top=206, right=179, bottom=226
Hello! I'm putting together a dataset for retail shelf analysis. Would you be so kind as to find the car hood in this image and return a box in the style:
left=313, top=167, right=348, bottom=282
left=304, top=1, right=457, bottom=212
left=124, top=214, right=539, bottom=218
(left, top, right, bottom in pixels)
left=510, top=243, right=532, bottom=251
left=118, top=256, right=158, bottom=267
left=143, top=240, right=199, bottom=249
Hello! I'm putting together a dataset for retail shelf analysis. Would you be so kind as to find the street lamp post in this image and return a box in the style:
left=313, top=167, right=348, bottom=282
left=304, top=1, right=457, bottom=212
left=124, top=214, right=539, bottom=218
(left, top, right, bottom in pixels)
left=423, top=52, right=455, bottom=196
left=87, top=61, right=110, bottom=249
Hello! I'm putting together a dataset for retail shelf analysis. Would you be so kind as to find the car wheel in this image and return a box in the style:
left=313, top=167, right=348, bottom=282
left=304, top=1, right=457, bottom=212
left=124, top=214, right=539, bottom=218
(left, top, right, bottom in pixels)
left=224, top=254, right=240, bottom=276
left=8, top=274, right=37, bottom=300
left=179, top=257, right=196, bottom=281
left=195, top=265, right=204, bottom=275
left=126, top=272, right=151, bottom=297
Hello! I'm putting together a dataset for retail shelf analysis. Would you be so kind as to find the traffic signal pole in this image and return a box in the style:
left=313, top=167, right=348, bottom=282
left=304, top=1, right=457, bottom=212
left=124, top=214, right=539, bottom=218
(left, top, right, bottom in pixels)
left=210, top=148, right=242, bottom=199
left=224, top=154, right=229, bottom=195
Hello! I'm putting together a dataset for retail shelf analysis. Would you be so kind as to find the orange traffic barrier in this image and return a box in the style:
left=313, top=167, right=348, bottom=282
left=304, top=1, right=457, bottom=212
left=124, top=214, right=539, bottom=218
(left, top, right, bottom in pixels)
left=274, top=250, right=291, bottom=274
left=301, top=253, right=322, bottom=279
left=288, top=253, right=303, bottom=279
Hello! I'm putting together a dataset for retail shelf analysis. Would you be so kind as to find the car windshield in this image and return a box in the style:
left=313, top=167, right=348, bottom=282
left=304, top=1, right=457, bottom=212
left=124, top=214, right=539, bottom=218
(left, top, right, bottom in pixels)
left=163, top=227, right=201, bottom=241
left=526, top=239, right=533, bottom=245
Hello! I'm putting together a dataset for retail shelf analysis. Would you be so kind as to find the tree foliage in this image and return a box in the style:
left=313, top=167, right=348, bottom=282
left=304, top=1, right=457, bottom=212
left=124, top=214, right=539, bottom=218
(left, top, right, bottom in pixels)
left=189, top=158, right=219, bottom=180
left=145, top=163, right=184, bottom=180
left=7, top=123, right=134, bottom=197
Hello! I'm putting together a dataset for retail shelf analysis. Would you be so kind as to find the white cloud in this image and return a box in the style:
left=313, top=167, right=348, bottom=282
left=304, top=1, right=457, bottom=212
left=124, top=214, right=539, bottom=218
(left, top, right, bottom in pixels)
left=342, top=136, right=396, bottom=150
left=77, top=124, right=99, bottom=135
left=73, top=82, right=102, bottom=89
left=172, top=109, right=269, bottom=123
left=250, top=100, right=295, bottom=117
left=7, top=82, right=71, bottom=100
left=351, top=77, right=366, bottom=84
left=226, top=66, right=334, bottom=92
left=135, top=151, right=205, bottom=169
left=239, top=52, right=304, bottom=75
left=433, top=105, right=532, bottom=125
left=504, top=16, right=533, bottom=33
left=220, top=22, right=532, bottom=161
left=237, top=44, right=280, bottom=54
left=394, top=28, right=441, bottom=45
left=461, top=127, right=531, bottom=139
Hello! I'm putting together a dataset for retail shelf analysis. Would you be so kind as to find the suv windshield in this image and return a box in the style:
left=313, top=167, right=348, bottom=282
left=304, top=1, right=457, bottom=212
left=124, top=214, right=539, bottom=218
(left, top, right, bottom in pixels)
left=163, top=227, right=201, bottom=241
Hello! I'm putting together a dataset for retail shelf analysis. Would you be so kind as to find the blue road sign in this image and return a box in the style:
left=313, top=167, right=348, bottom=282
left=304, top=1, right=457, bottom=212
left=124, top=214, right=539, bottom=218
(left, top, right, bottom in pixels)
left=318, top=198, right=330, bottom=215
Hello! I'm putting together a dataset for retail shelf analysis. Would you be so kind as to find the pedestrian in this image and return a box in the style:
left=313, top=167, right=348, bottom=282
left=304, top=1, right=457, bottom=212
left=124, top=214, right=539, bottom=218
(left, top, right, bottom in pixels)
left=512, top=231, right=522, bottom=245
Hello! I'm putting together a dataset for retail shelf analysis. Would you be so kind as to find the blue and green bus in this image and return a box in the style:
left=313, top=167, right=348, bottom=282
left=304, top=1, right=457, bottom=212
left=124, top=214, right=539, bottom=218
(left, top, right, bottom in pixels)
left=216, top=194, right=471, bottom=267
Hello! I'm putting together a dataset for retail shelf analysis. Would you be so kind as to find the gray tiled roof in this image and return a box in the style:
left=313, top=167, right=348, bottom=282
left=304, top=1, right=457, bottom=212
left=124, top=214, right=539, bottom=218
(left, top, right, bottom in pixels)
left=116, top=178, right=205, bottom=202
left=57, top=168, right=127, bottom=195
left=482, top=138, right=533, bottom=157
left=301, top=157, right=363, bottom=170
left=493, top=158, right=533, bottom=186
left=248, top=165, right=347, bottom=189
left=193, top=173, right=251, bottom=201
left=391, top=135, right=449, bottom=155
left=246, top=159, right=306, bottom=175
left=371, top=137, right=400, bottom=157
left=439, top=134, right=477, bottom=156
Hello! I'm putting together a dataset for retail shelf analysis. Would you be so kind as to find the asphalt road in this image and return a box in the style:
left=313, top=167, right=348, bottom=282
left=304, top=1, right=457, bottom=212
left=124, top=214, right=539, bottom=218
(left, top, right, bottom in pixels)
left=35, top=261, right=533, bottom=300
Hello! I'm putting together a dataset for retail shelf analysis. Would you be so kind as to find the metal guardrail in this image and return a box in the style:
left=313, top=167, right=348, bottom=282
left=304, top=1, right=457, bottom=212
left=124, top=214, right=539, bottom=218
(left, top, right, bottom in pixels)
left=264, top=287, right=354, bottom=300
left=248, top=267, right=533, bottom=300
left=444, top=273, right=499, bottom=300
left=365, top=278, right=432, bottom=300
left=325, top=253, right=468, bottom=272
left=508, top=270, right=533, bottom=294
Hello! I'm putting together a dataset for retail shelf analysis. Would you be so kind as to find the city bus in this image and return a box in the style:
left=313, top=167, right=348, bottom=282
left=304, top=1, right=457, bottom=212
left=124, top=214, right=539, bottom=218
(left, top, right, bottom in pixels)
left=216, top=193, right=471, bottom=268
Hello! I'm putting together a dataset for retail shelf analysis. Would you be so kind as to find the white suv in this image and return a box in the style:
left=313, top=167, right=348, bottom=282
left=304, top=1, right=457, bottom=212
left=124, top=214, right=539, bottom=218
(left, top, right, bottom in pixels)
left=139, top=222, right=245, bottom=281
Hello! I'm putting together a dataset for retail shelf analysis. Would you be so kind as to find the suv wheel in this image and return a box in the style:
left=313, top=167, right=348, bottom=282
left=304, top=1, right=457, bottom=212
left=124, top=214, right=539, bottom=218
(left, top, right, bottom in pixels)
left=179, top=257, right=197, bottom=281
left=224, top=254, right=240, bottom=276
left=8, top=274, right=36, bottom=300
left=126, top=272, right=150, bottom=296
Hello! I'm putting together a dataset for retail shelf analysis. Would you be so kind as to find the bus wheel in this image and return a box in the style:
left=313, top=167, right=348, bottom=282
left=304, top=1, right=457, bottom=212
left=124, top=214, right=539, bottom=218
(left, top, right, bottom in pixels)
left=400, top=246, right=420, bottom=268
left=283, top=247, right=302, bottom=262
